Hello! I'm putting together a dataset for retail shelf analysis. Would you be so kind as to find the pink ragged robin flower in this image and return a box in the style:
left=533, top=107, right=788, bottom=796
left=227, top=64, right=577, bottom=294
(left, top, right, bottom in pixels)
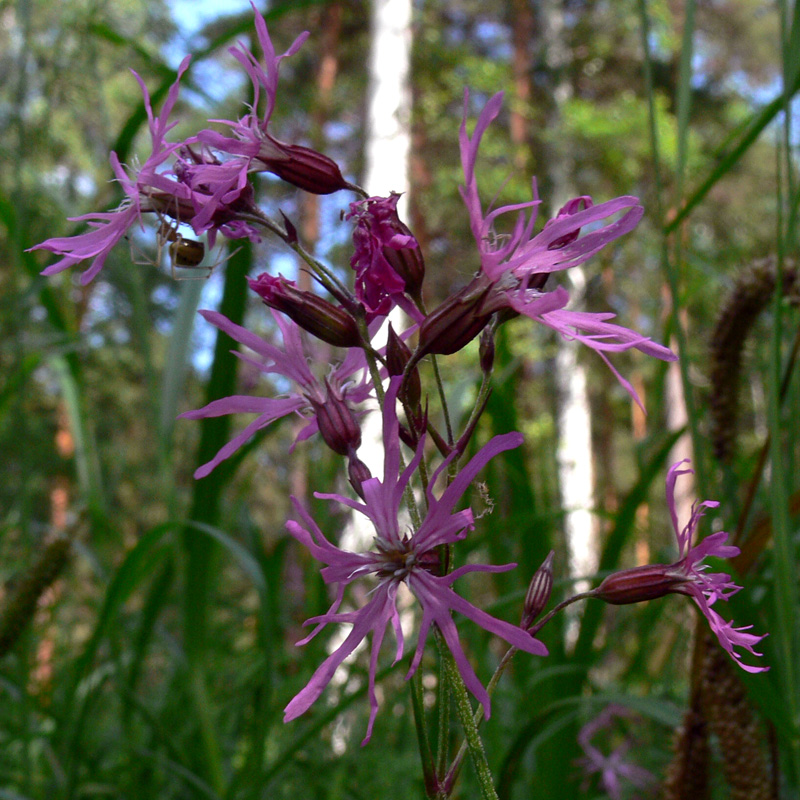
left=283, top=379, right=547, bottom=743
left=173, top=144, right=262, bottom=248
left=576, top=705, right=655, bottom=800
left=592, top=460, right=768, bottom=674
left=29, top=57, right=194, bottom=284
left=196, top=3, right=353, bottom=195
left=457, top=90, right=675, bottom=407
left=179, top=308, right=373, bottom=478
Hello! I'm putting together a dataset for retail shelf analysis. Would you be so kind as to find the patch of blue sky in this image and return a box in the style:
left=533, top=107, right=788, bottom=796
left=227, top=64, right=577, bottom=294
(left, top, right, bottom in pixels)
left=168, top=0, right=252, bottom=54
left=474, top=19, right=511, bottom=60
left=165, top=0, right=252, bottom=109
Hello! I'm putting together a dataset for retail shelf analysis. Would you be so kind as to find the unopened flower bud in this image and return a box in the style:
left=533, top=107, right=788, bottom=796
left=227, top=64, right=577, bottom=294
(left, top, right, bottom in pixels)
left=307, top=380, right=362, bottom=456
left=386, top=324, right=421, bottom=409
left=479, top=326, right=495, bottom=374
left=249, top=273, right=361, bottom=348
left=280, top=211, right=298, bottom=244
left=591, top=564, right=683, bottom=606
left=398, top=422, right=419, bottom=450
left=416, top=274, right=496, bottom=358
left=376, top=198, right=426, bottom=299
left=257, top=141, right=353, bottom=195
left=348, top=454, right=372, bottom=499
left=521, top=551, right=554, bottom=630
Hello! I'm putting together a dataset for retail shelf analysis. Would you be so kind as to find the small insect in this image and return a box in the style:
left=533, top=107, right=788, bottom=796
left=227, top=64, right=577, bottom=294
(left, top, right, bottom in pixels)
left=156, top=220, right=211, bottom=279
left=129, top=214, right=235, bottom=280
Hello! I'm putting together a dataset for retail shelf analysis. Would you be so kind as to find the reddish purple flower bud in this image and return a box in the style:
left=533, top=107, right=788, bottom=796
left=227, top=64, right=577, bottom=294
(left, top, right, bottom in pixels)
left=306, top=379, right=362, bottom=456
left=416, top=274, right=497, bottom=358
left=386, top=324, right=421, bottom=409
left=348, top=454, right=372, bottom=499
left=592, top=564, right=685, bottom=605
left=248, top=273, right=361, bottom=348
left=369, top=193, right=426, bottom=298
left=521, top=551, right=554, bottom=629
left=258, top=141, right=352, bottom=195
left=280, top=210, right=298, bottom=244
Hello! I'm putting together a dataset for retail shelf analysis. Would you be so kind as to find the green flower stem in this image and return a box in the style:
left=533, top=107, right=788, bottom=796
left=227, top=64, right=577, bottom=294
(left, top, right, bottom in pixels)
left=430, top=354, right=454, bottom=446
left=189, top=665, right=226, bottom=797
left=410, top=295, right=455, bottom=450
left=445, top=592, right=592, bottom=790
left=436, top=629, right=499, bottom=800
left=436, top=651, right=451, bottom=781
left=409, top=671, right=440, bottom=799
left=243, top=207, right=352, bottom=301
left=356, top=315, right=423, bottom=529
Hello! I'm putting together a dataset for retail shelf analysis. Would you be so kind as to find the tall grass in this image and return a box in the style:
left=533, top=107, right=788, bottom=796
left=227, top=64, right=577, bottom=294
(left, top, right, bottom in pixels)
left=1, top=1, right=797, bottom=798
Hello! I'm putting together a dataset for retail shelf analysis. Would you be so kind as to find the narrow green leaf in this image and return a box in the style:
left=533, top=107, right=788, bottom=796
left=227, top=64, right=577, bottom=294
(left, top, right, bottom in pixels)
left=160, top=278, right=204, bottom=440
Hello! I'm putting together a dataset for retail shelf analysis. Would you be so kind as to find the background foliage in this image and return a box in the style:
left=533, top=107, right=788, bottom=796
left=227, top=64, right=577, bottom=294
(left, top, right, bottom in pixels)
left=1, top=0, right=798, bottom=797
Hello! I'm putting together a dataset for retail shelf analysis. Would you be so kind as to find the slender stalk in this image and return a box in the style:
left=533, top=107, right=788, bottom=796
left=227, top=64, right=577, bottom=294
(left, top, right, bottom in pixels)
left=242, top=207, right=353, bottom=301
left=355, top=315, right=423, bottom=529
left=445, top=591, right=592, bottom=790
left=734, top=321, right=800, bottom=545
left=772, top=9, right=800, bottom=773
left=409, top=671, right=439, bottom=798
left=436, top=652, right=451, bottom=782
left=430, top=354, right=454, bottom=446
left=436, top=630, right=499, bottom=800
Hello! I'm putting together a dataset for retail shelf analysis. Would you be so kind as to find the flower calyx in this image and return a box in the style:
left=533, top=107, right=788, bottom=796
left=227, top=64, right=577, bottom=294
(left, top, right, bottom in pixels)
left=248, top=273, right=361, bottom=348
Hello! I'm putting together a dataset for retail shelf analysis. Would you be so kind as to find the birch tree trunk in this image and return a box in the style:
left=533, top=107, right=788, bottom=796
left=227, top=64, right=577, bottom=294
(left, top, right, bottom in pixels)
left=344, top=0, right=412, bottom=514
left=325, top=2, right=413, bottom=743
left=363, top=0, right=412, bottom=213
left=353, top=0, right=413, bottom=479
left=539, top=0, right=599, bottom=602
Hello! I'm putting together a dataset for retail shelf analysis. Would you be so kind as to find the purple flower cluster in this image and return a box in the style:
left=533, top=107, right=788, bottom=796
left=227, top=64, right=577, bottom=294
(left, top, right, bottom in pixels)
left=178, top=308, right=372, bottom=478
left=31, top=3, right=767, bottom=749
left=29, top=2, right=344, bottom=285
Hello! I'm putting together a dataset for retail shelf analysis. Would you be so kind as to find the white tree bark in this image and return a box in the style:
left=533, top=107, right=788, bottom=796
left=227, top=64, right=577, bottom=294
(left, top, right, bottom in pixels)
left=363, top=0, right=412, bottom=216
left=541, top=0, right=599, bottom=602
left=351, top=0, right=413, bottom=483
left=341, top=0, right=412, bottom=515
left=666, top=339, right=694, bottom=524
left=331, top=2, right=413, bottom=750
left=555, top=269, right=598, bottom=595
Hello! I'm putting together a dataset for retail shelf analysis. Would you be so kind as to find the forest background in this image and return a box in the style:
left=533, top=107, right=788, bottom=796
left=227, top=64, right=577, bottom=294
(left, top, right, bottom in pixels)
left=1, top=0, right=799, bottom=798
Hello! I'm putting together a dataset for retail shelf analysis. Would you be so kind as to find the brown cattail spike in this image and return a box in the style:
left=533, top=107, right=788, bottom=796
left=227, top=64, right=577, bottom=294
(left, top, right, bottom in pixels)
left=709, top=257, right=798, bottom=463
left=0, top=536, right=72, bottom=658
left=700, top=630, right=772, bottom=800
